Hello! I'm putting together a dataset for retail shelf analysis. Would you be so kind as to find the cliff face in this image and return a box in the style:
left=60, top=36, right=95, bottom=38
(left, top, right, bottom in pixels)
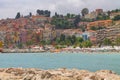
left=0, top=68, right=120, bottom=80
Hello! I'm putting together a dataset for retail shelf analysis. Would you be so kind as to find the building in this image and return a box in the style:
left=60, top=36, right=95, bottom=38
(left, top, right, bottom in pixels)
left=82, top=33, right=89, bottom=41
left=84, top=9, right=104, bottom=19
left=84, top=11, right=98, bottom=19
left=78, top=30, right=97, bottom=44
left=95, top=9, right=103, bottom=15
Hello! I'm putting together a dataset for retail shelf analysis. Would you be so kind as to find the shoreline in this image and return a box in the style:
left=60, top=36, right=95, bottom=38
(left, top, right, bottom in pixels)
left=0, top=68, right=119, bottom=80
left=2, top=48, right=120, bottom=53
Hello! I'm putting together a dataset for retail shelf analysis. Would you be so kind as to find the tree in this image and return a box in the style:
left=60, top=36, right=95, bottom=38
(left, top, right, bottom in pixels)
left=45, top=40, right=51, bottom=45
left=82, top=40, right=92, bottom=48
left=47, top=11, right=51, bottom=17
left=74, top=37, right=84, bottom=47
left=81, top=8, right=89, bottom=17
left=96, top=13, right=110, bottom=20
left=39, top=40, right=46, bottom=46
left=76, top=37, right=84, bottom=43
left=29, top=12, right=32, bottom=17
left=15, top=12, right=21, bottom=19
left=37, top=9, right=51, bottom=17
left=37, top=9, right=44, bottom=15
left=51, top=18, right=74, bottom=29
left=54, top=12, right=59, bottom=17
left=65, top=38, right=72, bottom=46
left=103, top=38, right=111, bottom=46
left=17, top=43, right=23, bottom=49
left=79, top=43, right=83, bottom=48
left=26, top=40, right=33, bottom=46
left=111, top=9, right=120, bottom=13
left=74, top=15, right=81, bottom=28
left=44, top=10, right=51, bottom=17
left=71, top=14, right=76, bottom=18
left=37, top=9, right=40, bottom=15
left=67, top=13, right=71, bottom=18
left=107, top=11, right=111, bottom=16
left=115, top=37, right=120, bottom=46
left=71, top=35, right=76, bottom=44
left=60, top=34, right=65, bottom=41
left=55, top=38, right=60, bottom=45
left=113, top=15, right=120, bottom=21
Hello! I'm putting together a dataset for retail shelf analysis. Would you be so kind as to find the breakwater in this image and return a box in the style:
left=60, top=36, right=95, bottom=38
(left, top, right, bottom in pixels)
left=0, top=68, right=119, bottom=80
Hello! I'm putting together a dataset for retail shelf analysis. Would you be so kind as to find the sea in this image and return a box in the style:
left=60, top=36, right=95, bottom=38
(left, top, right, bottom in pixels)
left=0, top=52, right=120, bottom=74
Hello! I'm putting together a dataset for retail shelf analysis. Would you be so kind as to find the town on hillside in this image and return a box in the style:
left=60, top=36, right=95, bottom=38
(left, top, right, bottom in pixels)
left=0, top=8, right=120, bottom=51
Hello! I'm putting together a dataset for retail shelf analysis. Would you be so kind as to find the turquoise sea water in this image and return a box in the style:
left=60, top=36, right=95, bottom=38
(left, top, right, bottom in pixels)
left=0, top=53, right=120, bottom=74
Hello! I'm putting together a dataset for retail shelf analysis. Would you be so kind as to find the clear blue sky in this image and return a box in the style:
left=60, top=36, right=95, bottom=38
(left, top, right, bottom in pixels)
left=0, top=0, right=120, bottom=19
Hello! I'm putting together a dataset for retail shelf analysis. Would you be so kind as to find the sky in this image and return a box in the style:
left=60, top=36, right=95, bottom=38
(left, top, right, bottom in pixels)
left=0, top=0, right=120, bottom=19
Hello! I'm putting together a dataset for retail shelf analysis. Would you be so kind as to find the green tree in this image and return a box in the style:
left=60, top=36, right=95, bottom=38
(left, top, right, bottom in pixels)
left=55, top=38, right=60, bottom=45
left=96, top=13, right=110, bottom=20
left=115, top=37, right=120, bottom=46
left=37, top=9, right=44, bottom=15
left=60, top=34, right=65, bottom=41
left=51, top=18, right=75, bottom=29
left=82, top=40, right=92, bottom=48
left=15, top=12, right=21, bottom=19
left=73, top=37, right=83, bottom=47
left=65, top=38, right=72, bottom=46
left=74, top=15, right=81, bottom=28
left=71, top=35, right=76, bottom=44
left=26, top=40, right=33, bottom=46
left=90, top=26, right=105, bottom=30
left=81, top=8, right=89, bottom=17
left=79, top=43, right=83, bottom=48
left=60, top=41, right=66, bottom=45
left=90, top=26, right=97, bottom=30
left=17, top=43, right=23, bottom=49
left=76, top=37, right=84, bottom=43
left=103, top=38, right=111, bottom=46
left=67, top=13, right=71, bottom=18
left=113, top=15, right=120, bottom=21
left=29, top=12, right=32, bottom=17
left=45, top=40, right=51, bottom=45
left=39, top=40, right=46, bottom=46
left=44, top=10, right=51, bottom=17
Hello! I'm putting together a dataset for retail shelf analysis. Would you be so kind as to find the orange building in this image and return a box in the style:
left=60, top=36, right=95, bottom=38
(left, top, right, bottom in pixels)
left=87, top=20, right=113, bottom=30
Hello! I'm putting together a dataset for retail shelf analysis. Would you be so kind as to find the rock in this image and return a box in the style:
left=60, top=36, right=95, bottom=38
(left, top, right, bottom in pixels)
left=0, top=68, right=119, bottom=80
left=5, top=68, right=25, bottom=76
left=41, top=71, right=52, bottom=79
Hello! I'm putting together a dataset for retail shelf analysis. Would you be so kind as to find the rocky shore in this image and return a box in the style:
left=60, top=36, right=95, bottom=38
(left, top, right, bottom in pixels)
left=2, top=47, right=120, bottom=53
left=2, top=49, right=47, bottom=53
left=0, top=68, right=120, bottom=80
